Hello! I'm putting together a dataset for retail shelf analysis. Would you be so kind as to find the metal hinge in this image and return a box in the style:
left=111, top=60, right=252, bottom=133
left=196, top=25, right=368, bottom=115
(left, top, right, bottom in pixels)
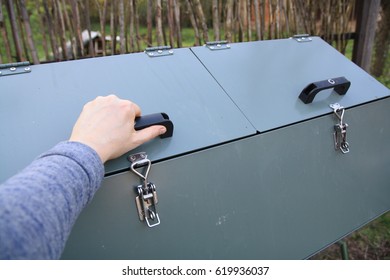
left=144, top=46, right=173, bottom=57
left=205, top=40, right=231, bottom=50
left=128, top=152, right=160, bottom=227
left=330, top=103, right=350, bottom=154
left=292, top=34, right=312, bottom=43
left=0, top=61, right=31, bottom=77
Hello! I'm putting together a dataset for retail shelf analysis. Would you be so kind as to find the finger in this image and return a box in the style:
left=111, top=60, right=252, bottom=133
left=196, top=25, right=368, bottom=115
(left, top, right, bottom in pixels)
left=129, top=101, right=142, bottom=118
left=131, top=125, right=167, bottom=148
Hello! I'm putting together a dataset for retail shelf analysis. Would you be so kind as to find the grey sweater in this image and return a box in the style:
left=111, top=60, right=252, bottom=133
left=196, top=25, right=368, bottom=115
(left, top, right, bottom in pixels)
left=0, top=141, right=104, bottom=259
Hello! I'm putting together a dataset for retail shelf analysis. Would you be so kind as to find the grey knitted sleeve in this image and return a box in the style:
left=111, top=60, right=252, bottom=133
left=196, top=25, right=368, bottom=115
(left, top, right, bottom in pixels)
left=0, top=141, right=104, bottom=259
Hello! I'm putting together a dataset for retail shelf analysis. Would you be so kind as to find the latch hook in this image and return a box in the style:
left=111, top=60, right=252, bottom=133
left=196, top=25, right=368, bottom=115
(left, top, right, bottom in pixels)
left=129, top=152, right=151, bottom=181
left=330, top=103, right=345, bottom=124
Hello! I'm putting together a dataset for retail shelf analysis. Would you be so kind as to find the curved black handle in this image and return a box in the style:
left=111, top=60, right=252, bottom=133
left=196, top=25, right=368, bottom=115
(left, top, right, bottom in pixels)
left=134, top=113, right=174, bottom=139
left=299, top=77, right=351, bottom=104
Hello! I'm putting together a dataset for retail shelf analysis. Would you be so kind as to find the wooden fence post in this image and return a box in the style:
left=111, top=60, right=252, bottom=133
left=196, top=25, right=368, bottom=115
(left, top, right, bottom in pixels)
left=185, top=0, right=200, bottom=46
left=372, top=1, right=390, bottom=77
left=18, top=0, right=39, bottom=64
left=212, top=0, right=219, bottom=41
left=155, top=0, right=163, bottom=46
left=352, top=0, right=381, bottom=72
left=118, top=0, right=125, bottom=54
left=6, top=0, right=25, bottom=61
left=173, top=0, right=182, bottom=47
left=0, top=0, right=13, bottom=62
left=95, top=0, right=108, bottom=56
left=225, top=0, right=233, bottom=42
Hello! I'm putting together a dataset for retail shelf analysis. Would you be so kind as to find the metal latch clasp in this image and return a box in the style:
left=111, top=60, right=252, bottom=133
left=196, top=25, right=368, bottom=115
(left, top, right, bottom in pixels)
left=330, top=103, right=350, bottom=154
left=128, top=152, right=160, bottom=227
left=144, top=46, right=173, bottom=57
left=205, top=40, right=231, bottom=50
left=292, top=34, right=312, bottom=43
left=0, top=61, right=31, bottom=77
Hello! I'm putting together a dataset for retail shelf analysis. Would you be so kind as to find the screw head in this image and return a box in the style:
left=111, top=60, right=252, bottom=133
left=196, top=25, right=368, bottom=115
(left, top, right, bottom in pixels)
left=10, top=67, right=16, bottom=71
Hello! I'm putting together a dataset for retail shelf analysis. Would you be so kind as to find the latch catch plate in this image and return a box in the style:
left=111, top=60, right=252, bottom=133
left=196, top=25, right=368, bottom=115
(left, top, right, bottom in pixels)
left=135, top=182, right=160, bottom=227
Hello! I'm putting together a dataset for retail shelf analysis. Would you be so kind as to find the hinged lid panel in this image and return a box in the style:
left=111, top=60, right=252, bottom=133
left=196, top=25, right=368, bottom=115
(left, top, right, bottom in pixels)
left=191, top=37, right=390, bottom=132
left=0, top=48, right=255, bottom=181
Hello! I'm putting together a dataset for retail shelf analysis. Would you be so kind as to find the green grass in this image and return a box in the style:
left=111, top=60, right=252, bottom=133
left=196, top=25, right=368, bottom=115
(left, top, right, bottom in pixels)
left=312, top=212, right=390, bottom=259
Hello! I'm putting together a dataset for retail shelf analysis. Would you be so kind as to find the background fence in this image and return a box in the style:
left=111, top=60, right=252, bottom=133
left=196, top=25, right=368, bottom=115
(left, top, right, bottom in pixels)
left=0, top=0, right=388, bottom=77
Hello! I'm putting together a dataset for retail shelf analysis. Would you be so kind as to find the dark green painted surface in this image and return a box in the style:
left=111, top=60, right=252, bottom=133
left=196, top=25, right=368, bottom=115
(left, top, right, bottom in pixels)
left=1, top=36, right=389, bottom=259
left=62, top=98, right=390, bottom=259
left=0, top=49, right=255, bottom=182
left=191, top=37, right=389, bottom=132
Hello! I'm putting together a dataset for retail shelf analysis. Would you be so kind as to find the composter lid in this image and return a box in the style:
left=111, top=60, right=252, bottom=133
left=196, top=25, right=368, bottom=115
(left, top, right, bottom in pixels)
left=191, top=37, right=390, bottom=132
left=0, top=48, right=255, bottom=181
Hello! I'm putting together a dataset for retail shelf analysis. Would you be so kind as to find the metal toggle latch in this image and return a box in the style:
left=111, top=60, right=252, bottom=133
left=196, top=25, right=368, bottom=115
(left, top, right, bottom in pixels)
left=330, top=103, right=350, bottom=154
left=128, top=152, right=160, bottom=227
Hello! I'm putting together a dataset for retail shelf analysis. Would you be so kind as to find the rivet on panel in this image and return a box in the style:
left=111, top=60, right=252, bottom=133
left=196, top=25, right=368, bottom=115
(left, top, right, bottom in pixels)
left=130, top=155, right=137, bottom=161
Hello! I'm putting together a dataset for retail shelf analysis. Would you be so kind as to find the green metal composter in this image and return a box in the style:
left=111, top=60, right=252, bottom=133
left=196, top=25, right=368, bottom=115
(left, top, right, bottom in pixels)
left=1, top=35, right=389, bottom=259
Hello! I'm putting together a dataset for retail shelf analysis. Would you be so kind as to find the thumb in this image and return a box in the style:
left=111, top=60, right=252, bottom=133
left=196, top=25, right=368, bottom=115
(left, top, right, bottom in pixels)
left=132, top=125, right=167, bottom=148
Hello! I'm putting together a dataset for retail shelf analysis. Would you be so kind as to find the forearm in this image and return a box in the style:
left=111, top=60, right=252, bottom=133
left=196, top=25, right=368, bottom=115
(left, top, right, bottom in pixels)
left=0, top=141, right=104, bottom=259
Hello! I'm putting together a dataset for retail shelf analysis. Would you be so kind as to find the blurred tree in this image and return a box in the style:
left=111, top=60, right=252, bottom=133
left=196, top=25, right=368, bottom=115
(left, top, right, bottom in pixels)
left=353, top=0, right=381, bottom=72
left=0, top=0, right=13, bottom=62
left=6, top=0, right=25, bottom=61
left=372, top=1, right=390, bottom=77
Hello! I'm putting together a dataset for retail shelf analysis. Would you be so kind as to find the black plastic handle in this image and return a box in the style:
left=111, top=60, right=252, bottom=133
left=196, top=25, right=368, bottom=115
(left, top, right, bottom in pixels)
left=299, top=77, right=351, bottom=104
left=134, top=112, right=174, bottom=139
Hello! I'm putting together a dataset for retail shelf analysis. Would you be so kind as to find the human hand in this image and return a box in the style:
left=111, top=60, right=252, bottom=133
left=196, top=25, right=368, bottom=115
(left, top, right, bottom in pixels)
left=69, top=95, right=166, bottom=163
